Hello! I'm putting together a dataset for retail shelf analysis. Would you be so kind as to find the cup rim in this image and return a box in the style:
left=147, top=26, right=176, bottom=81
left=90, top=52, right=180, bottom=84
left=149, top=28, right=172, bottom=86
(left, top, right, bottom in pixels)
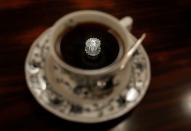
left=49, top=10, right=130, bottom=76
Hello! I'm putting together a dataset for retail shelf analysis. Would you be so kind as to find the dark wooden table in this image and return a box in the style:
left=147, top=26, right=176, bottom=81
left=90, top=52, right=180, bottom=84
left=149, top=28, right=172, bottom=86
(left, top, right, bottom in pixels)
left=0, top=0, right=191, bottom=130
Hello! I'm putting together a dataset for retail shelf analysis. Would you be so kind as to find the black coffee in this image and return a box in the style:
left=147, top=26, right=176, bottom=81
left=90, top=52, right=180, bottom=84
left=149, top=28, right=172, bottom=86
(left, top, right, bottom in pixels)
left=57, top=23, right=121, bottom=69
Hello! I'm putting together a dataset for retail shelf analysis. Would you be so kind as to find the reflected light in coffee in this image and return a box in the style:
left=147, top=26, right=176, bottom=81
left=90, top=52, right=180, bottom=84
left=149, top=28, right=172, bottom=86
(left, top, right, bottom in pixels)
left=85, top=37, right=101, bottom=56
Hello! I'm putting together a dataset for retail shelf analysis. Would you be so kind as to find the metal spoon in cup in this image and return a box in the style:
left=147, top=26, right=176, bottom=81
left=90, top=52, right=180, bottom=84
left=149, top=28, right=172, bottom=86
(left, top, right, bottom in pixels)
left=120, top=33, right=146, bottom=69
left=84, top=32, right=146, bottom=70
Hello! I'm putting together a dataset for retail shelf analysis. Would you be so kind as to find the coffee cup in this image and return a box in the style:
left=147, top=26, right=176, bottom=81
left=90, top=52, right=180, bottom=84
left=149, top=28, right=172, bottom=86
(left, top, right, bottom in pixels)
left=45, top=10, right=140, bottom=105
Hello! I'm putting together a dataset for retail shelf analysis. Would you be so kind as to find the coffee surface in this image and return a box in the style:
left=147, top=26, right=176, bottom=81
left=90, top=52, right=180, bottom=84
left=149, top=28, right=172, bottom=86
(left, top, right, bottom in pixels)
left=58, top=23, right=120, bottom=69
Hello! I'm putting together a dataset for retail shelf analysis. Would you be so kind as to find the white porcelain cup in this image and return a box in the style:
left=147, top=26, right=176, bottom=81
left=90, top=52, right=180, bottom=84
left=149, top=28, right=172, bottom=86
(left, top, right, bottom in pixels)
left=45, top=10, right=134, bottom=105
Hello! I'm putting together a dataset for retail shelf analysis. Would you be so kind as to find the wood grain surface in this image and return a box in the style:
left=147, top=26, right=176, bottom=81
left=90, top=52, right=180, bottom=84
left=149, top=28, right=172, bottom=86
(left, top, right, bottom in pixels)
left=0, top=0, right=191, bottom=130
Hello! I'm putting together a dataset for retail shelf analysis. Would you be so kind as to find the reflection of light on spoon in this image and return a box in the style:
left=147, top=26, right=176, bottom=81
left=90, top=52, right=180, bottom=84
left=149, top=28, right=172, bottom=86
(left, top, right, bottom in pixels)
left=121, top=34, right=146, bottom=70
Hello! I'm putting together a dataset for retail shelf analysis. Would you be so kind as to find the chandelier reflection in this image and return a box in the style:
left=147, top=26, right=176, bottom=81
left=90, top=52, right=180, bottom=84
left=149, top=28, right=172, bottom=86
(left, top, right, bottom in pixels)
left=85, top=38, right=101, bottom=56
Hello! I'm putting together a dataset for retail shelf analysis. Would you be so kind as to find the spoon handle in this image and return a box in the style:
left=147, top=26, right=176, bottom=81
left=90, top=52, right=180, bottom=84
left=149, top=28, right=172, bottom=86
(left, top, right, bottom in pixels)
left=127, top=33, right=146, bottom=58
left=120, top=33, right=146, bottom=69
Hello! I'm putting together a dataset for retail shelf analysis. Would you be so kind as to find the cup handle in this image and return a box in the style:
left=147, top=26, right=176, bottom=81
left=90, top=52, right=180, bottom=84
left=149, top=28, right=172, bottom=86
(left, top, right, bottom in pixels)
left=120, top=16, right=133, bottom=31
left=119, top=17, right=146, bottom=69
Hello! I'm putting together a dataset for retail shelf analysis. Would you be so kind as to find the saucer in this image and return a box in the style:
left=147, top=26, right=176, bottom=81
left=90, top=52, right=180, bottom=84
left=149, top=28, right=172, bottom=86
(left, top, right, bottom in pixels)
left=25, top=29, right=151, bottom=123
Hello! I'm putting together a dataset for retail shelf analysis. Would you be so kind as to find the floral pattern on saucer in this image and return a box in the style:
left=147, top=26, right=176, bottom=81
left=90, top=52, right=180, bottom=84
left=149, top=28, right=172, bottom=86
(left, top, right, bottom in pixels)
left=25, top=30, right=151, bottom=123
